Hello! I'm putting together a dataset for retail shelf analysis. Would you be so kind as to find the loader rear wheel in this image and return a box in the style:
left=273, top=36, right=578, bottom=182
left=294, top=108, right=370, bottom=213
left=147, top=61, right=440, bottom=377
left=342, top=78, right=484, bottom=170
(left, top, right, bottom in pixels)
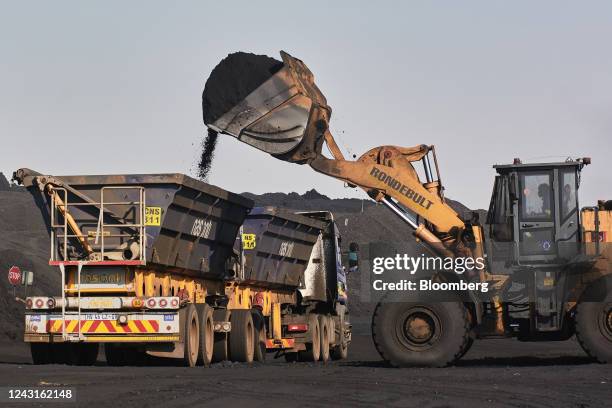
left=299, top=313, right=321, bottom=362
left=575, top=278, right=612, bottom=363
left=196, top=304, right=214, bottom=366
left=319, top=315, right=330, bottom=363
left=182, top=304, right=200, bottom=367
left=229, top=310, right=254, bottom=363
left=212, top=309, right=230, bottom=363
left=372, top=302, right=469, bottom=367
left=252, top=310, right=267, bottom=363
left=30, top=343, right=51, bottom=365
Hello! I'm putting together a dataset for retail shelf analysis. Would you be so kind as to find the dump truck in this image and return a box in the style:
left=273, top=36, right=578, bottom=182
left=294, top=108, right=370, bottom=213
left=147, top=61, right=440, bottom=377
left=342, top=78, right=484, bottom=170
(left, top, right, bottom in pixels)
left=13, top=169, right=350, bottom=366
left=200, top=50, right=611, bottom=366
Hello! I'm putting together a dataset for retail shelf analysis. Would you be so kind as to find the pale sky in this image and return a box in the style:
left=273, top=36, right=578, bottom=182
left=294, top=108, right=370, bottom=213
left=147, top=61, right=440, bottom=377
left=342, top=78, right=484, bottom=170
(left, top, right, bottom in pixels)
left=1, top=1, right=610, bottom=209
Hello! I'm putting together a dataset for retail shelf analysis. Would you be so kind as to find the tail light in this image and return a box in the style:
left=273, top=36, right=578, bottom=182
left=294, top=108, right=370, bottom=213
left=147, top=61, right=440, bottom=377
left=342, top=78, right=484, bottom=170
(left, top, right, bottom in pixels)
left=159, top=299, right=168, bottom=307
left=132, top=298, right=144, bottom=308
left=287, top=324, right=308, bottom=332
left=170, top=298, right=179, bottom=308
left=25, top=298, right=33, bottom=309
left=34, top=299, right=44, bottom=308
left=146, top=298, right=157, bottom=308
left=47, top=298, right=56, bottom=308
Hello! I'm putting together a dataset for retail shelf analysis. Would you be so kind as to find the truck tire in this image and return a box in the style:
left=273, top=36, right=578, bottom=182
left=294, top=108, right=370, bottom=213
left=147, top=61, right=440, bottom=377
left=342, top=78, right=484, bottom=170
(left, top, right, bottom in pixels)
left=182, top=304, right=200, bottom=367
left=229, top=309, right=254, bottom=363
left=575, top=278, right=612, bottom=363
left=299, top=313, right=321, bottom=362
left=30, top=343, right=51, bottom=365
left=196, top=304, right=214, bottom=366
left=372, top=301, right=470, bottom=367
left=212, top=309, right=230, bottom=362
left=319, top=315, right=330, bottom=363
left=331, top=305, right=349, bottom=360
left=252, top=310, right=267, bottom=363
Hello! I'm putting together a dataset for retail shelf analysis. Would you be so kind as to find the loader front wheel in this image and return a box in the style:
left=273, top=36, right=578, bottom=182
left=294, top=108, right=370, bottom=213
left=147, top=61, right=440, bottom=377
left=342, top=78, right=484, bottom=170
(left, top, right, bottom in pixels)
left=372, top=302, right=469, bottom=367
left=575, top=277, right=612, bottom=363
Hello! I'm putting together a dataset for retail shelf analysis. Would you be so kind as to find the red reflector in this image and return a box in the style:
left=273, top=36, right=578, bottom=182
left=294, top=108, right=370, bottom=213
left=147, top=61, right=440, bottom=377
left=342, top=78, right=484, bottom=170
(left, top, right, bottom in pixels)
left=287, top=324, right=308, bottom=332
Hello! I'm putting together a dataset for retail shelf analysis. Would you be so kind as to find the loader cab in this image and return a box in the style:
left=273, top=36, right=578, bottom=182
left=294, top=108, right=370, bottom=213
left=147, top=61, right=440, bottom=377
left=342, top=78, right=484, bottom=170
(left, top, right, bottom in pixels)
left=487, top=158, right=589, bottom=264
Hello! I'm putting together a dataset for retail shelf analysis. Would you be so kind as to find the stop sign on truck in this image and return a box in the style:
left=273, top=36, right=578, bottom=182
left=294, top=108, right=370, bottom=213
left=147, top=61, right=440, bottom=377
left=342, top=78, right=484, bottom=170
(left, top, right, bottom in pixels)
left=8, top=266, right=21, bottom=285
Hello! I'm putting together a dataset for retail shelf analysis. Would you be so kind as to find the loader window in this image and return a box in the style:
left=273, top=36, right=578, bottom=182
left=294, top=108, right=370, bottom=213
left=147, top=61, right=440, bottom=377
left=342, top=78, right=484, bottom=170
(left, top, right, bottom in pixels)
left=520, top=173, right=553, bottom=221
left=560, top=170, right=577, bottom=221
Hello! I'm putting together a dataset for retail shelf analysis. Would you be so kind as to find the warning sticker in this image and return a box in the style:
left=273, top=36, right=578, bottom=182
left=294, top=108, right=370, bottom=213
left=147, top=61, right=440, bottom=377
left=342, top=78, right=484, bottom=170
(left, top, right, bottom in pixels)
left=145, top=207, right=162, bottom=226
left=242, top=233, right=256, bottom=250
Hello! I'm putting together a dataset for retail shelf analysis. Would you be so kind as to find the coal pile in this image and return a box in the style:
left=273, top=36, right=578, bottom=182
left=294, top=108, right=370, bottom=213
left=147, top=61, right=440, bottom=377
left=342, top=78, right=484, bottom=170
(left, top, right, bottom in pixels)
left=202, top=52, right=283, bottom=125
left=0, top=189, right=59, bottom=342
left=197, top=52, right=283, bottom=180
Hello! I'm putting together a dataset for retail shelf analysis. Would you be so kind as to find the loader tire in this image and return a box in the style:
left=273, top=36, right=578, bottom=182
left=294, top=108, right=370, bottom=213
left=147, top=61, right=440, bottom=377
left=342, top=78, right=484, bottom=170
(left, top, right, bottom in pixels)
left=229, top=310, right=254, bottom=363
left=575, top=277, right=612, bottom=363
left=252, top=310, right=267, bottom=363
left=319, top=315, right=330, bottom=363
left=30, top=343, right=51, bottom=365
left=299, top=313, right=321, bottom=362
left=181, top=304, right=200, bottom=367
left=196, top=304, right=214, bottom=366
left=372, top=301, right=470, bottom=367
left=212, top=309, right=230, bottom=363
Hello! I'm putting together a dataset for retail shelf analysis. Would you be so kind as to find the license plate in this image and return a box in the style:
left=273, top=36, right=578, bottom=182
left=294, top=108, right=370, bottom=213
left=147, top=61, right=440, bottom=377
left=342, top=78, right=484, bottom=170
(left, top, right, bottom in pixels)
left=84, top=313, right=118, bottom=320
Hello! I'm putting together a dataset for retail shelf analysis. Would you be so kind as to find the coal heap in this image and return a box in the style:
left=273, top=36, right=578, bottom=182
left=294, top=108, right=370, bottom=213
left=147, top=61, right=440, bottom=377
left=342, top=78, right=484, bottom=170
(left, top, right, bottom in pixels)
left=202, top=52, right=283, bottom=125
left=198, top=52, right=283, bottom=179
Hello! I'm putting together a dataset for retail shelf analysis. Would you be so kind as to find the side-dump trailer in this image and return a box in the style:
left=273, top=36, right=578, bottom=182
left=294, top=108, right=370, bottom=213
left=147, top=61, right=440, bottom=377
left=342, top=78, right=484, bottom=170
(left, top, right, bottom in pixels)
left=13, top=168, right=350, bottom=366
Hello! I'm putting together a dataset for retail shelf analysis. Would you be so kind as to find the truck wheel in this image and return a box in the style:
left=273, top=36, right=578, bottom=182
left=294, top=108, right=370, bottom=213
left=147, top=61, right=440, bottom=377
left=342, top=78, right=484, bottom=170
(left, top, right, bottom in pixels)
left=457, top=336, right=474, bottom=359
left=104, top=343, right=126, bottom=366
left=182, top=304, right=200, bottom=367
left=319, top=315, right=330, bottom=363
left=372, top=302, right=470, bottom=367
left=331, top=305, right=349, bottom=360
left=229, top=309, right=254, bottom=363
left=299, top=313, right=321, bottom=362
left=30, top=343, right=51, bottom=365
left=252, top=310, right=267, bottom=363
left=196, top=304, right=214, bottom=366
left=212, top=309, right=230, bottom=362
left=575, top=278, right=612, bottom=363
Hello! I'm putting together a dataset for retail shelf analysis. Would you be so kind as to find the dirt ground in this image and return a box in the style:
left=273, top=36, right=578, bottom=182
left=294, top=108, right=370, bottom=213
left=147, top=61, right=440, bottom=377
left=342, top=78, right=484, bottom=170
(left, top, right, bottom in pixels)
left=0, top=333, right=609, bottom=408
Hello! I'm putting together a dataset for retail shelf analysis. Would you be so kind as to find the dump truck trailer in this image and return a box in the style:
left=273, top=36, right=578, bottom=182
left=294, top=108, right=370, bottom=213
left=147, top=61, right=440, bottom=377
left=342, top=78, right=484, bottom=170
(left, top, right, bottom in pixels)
left=13, top=168, right=350, bottom=366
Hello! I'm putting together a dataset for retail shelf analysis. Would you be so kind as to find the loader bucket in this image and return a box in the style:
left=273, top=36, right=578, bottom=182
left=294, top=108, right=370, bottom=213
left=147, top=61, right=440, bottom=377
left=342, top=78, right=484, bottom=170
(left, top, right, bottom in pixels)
left=204, top=51, right=331, bottom=160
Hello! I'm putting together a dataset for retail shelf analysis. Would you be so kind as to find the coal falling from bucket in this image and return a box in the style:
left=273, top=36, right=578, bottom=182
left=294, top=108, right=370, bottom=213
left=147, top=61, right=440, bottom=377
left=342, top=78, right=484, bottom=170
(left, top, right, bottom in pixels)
left=198, top=52, right=283, bottom=179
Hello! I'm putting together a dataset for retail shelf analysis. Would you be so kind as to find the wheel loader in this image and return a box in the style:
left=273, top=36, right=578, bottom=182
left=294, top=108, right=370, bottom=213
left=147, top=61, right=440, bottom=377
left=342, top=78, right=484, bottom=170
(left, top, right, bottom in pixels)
left=201, top=51, right=611, bottom=366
